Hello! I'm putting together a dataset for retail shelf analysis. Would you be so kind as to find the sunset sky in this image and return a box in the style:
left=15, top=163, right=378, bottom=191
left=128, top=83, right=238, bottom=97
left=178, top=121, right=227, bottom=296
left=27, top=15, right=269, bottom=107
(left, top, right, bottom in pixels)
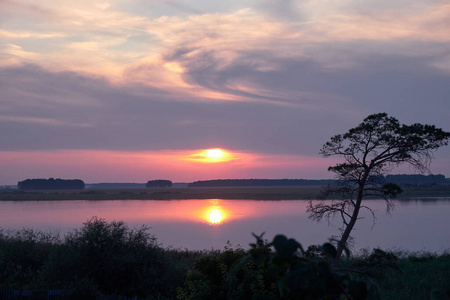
left=1, top=0, right=450, bottom=185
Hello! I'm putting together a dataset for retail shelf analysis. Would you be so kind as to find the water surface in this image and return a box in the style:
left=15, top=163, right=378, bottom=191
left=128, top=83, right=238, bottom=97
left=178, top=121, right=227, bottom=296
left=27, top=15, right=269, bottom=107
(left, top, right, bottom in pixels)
left=0, top=199, right=449, bottom=252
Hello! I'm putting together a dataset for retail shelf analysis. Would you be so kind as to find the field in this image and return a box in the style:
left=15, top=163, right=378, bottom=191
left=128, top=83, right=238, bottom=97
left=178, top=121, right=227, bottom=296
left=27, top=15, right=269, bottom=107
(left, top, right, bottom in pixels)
left=1, top=185, right=450, bottom=201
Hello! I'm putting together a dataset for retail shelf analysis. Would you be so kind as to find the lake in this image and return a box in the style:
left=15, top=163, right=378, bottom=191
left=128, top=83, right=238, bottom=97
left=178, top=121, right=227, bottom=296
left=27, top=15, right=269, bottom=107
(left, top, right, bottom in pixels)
left=0, top=198, right=449, bottom=253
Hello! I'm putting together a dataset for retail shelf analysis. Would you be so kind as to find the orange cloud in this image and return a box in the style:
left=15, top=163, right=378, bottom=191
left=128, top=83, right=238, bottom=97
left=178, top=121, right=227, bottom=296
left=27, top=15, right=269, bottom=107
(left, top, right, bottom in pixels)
left=0, top=149, right=333, bottom=184
left=183, top=148, right=238, bottom=163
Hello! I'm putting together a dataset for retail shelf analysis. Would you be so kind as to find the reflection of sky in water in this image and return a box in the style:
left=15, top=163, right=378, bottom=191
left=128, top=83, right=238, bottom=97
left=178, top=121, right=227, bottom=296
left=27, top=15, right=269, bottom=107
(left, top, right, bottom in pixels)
left=0, top=199, right=449, bottom=252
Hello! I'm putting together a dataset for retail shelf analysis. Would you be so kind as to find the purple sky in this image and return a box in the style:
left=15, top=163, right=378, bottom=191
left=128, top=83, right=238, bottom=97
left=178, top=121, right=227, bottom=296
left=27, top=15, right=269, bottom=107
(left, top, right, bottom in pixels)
left=1, top=0, right=449, bottom=184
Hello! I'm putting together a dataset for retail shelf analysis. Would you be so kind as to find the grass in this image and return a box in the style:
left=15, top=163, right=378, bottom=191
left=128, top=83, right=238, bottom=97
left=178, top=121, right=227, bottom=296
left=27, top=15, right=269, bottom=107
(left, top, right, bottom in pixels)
left=0, top=186, right=324, bottom=201
left=340, top=249, right=450, bottom=300
left=1, top=185, right=450, bottom=201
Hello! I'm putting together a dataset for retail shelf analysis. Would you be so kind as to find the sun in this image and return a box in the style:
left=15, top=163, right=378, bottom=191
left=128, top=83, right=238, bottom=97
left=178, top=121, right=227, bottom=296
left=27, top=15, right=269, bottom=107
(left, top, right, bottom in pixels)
left=185, top=148, right=236, bottom=163
left=204, top=149, right=225, bottom=159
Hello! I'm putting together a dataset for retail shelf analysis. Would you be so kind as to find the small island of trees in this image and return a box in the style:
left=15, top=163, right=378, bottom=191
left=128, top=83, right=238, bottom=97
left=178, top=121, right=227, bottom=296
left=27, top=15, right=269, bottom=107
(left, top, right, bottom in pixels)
left=146, top=180, right=172, bottom=188
left=17, top=178, right=85, bottom=190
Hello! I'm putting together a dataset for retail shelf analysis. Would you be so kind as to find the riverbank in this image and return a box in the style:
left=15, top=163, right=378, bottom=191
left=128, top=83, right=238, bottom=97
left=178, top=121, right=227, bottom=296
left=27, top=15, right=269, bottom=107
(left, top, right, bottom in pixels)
left=1, top=185, right=450, bottom=201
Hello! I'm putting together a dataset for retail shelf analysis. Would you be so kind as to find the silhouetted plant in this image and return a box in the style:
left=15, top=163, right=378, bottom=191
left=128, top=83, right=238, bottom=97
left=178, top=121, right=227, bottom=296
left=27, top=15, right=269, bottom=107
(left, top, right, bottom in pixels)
left=2, top=219, right=449, bottom=299
left=39, top=217, right=167, bottom=297
left=238, top=233, right=379, bottom=299
left=309, top=113, right=450, bottom=266
left=0, top=228, right=59, bottom=289
left=177, top=244, right=280, bottom=300
left=179, top=233, right=379, bottom=300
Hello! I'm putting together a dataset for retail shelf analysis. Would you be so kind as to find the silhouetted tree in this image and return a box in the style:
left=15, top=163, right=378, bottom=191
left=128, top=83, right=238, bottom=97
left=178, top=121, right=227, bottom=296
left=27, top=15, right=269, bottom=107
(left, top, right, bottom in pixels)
left=308, top=113, right=450, bottom=266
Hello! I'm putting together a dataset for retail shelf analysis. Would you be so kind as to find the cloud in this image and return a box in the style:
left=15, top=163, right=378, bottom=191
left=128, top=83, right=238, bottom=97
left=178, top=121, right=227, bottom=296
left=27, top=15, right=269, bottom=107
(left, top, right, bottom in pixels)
left=2, top=53, right=449, bottom=155
left=0, top=63, right=352, bottom=154
left=1, top=0, right=449, bottom=183
left=2, top=1, right=449, bottom=87
left=0, top=115, right=92, bottom=127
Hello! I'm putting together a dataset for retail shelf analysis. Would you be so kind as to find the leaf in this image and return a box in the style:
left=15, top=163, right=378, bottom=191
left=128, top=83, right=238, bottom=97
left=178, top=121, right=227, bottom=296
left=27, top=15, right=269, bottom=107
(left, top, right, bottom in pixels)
left=272, top=235, right=303, bottom=260
left=320, top=243, right=337, bottom=259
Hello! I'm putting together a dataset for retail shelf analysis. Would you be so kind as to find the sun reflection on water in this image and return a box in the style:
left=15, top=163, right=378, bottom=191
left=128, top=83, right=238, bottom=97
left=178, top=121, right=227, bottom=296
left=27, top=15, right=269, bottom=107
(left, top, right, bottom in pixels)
left=208, top=209, right=223, bottom=224
left=202, top=200, right=229, bottom=225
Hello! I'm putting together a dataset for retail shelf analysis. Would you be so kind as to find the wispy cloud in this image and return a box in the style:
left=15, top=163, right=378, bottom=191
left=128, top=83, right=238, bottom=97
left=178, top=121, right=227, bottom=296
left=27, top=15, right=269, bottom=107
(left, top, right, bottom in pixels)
left=2, top=1, right=449, bottom=91
left=0, top=115, right=92, bottom=127
left=1, top=0, right=449, bottom=183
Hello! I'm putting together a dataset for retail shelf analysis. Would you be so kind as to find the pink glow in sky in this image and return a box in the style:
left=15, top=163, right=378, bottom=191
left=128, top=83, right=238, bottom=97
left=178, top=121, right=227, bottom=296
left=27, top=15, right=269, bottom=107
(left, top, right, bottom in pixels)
left=1, top=1, right=449, bottom=184
left=0, top=149, right=336, bottom=183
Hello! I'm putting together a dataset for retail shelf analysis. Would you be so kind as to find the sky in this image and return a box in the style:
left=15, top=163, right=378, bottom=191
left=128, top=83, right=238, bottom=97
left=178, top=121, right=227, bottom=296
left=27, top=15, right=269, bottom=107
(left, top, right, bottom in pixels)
left=1, top=0, right=450, bottom=184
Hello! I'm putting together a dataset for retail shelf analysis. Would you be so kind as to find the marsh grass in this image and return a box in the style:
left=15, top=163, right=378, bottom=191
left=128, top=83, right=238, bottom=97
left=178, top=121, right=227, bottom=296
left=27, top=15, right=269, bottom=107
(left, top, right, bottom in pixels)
left=0, top=186, right=324, bottom=201
left=340, top=249, right=450, bottom=300
left=2, top=185, right=450, bottom=201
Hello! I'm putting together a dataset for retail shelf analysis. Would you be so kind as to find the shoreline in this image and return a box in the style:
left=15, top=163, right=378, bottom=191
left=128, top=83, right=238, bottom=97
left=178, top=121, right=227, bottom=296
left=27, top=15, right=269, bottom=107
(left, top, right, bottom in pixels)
left=1, top=185, right=450, bottom=201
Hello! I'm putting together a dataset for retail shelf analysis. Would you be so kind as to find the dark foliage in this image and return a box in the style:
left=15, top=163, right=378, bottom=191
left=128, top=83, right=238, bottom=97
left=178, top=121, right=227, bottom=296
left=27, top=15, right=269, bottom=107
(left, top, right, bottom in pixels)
left=1, top=219, right=449, bottom=299
left=39, top=217, right=172, bottom=297
left=0, top=229, right=59, bottom=289
left=188, top=179, right=336, bottom=187
left=17, top=178, right=85, bottom=190
left=146, top=180, right=172, bottom=188
left=385, top=174, right=446, bottom=186
left=342, top=249, right=450, bottom=300
left=179, top=234, right=379, bottom=300
left=0, top=218, right=196, bottom=299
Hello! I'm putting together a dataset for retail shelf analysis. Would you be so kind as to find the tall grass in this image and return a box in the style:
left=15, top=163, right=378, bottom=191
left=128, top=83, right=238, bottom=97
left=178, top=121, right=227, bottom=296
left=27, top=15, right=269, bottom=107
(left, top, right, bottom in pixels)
left=340, top=248, right=450, bottom=300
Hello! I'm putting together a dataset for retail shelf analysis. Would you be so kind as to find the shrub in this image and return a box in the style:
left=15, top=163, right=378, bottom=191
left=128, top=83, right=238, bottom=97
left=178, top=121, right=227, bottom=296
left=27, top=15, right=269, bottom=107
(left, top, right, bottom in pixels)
left=179, top=234, right=380, bottom=300
left=177, top=246, right=279, bottom=300
left=0, top=228, right=59, bottom=289
left=39, top=217, right=166, bottom=297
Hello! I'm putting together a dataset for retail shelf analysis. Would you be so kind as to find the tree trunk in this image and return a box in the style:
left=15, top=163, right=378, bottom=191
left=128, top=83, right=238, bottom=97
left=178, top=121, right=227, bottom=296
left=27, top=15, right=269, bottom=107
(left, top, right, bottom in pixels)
left=331, top=197, right=362, bottom=267
left=332, top=173, right=368, bottom=267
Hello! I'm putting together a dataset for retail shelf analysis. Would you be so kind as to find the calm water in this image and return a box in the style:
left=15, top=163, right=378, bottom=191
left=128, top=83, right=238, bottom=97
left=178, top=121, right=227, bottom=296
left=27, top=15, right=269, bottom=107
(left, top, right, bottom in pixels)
left=0, top=198, right=449, bottom=252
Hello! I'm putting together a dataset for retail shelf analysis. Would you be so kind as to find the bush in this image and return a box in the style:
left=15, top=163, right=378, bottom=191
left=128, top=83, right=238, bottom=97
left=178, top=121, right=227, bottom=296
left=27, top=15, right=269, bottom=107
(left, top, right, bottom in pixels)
left=39, top=217, right=167, bottom=297
left=0, top=228, right=59, bottom=289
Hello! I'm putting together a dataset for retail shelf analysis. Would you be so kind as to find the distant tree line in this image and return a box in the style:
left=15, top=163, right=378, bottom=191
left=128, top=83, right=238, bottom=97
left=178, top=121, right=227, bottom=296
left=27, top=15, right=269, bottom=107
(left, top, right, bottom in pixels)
left=188, top=179, right=336, bottom=187
left=188, top=175, right=448, bottom=188
left=18, top=178, right=85, bottom=190
left=85, top=183, right=146, bottom=189
left=146, top=180, right=172, bottom=188
left=385, top=174, right=446, bottom=186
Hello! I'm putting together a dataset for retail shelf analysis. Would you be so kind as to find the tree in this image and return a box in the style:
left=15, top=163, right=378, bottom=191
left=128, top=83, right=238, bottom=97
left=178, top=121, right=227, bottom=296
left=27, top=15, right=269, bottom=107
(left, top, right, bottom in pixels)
left=307, top=113, right=450, bottom=266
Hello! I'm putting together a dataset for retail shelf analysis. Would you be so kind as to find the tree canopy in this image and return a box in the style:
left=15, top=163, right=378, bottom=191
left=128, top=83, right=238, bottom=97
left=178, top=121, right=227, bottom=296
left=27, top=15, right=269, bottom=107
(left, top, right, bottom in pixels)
left=308, top=113, right=450, bottom=266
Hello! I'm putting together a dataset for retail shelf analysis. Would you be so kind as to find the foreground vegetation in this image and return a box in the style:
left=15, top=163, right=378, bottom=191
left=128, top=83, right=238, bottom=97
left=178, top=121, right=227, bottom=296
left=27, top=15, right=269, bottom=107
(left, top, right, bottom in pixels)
left=1, top=185, right=450, bottom=201
left=0, top=218, right=449, bottom=299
